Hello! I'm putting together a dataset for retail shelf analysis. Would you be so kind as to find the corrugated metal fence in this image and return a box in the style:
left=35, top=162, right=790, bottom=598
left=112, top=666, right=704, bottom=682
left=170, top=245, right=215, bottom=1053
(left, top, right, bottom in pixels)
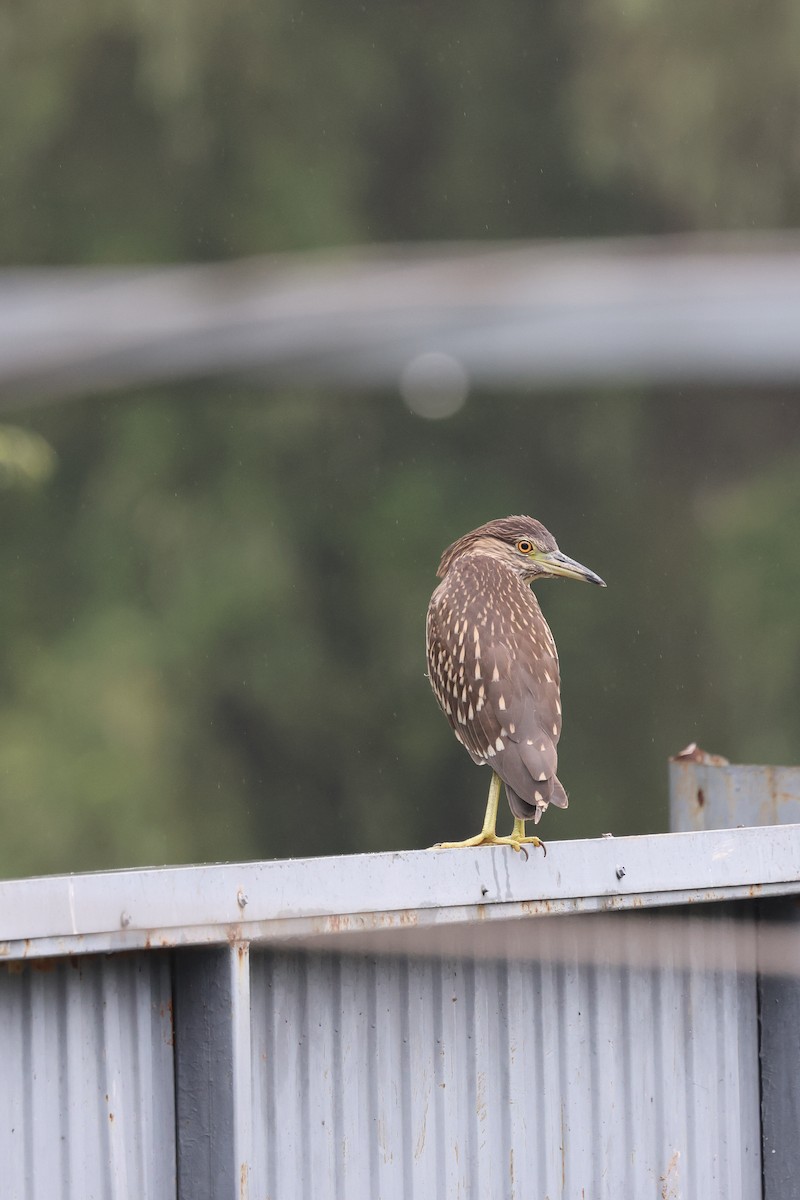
left=2, top=761, right=800, bottom=1199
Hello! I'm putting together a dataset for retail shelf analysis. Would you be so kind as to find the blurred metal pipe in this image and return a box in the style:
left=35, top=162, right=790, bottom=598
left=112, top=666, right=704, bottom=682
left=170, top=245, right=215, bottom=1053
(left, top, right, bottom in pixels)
left=3, top=232, right=800, bottom=407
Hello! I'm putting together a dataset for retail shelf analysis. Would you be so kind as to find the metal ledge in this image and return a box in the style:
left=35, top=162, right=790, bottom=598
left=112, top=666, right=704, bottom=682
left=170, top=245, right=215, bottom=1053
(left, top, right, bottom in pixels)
left=2, top=823, right=800, bottom=960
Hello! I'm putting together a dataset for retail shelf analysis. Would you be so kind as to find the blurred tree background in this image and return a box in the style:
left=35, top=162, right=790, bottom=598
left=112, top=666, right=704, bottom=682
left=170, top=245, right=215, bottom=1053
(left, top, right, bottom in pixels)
left=1, top=1, right=800, bottom=877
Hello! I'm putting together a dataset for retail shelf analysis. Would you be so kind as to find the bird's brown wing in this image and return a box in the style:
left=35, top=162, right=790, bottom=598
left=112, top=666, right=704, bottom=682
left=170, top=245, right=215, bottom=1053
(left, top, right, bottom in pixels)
left=472, top=639, right=566, bottom=821
left=427, top=593, right=566, bottom=822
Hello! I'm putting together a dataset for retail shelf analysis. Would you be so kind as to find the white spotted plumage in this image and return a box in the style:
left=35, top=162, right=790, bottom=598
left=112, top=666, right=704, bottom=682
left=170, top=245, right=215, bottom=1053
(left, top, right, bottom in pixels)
left=426, top=516, right=571, bottom=824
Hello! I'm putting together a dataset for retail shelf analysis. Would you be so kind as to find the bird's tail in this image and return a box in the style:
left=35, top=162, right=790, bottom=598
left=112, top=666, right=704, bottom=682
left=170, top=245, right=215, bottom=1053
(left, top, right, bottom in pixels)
left=505, top=775, right=568, bottom=823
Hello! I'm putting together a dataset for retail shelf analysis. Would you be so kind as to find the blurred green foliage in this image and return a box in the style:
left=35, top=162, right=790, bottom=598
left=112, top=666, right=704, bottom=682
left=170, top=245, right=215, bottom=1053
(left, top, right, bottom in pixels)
left=0, top=426, right=56, bottom=488
left=1, top=3, right=800, bottom=877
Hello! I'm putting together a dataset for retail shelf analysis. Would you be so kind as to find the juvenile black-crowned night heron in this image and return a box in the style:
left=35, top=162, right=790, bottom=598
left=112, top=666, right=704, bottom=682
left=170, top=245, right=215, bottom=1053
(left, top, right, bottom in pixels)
left=426, top=516, right=605, bottom=853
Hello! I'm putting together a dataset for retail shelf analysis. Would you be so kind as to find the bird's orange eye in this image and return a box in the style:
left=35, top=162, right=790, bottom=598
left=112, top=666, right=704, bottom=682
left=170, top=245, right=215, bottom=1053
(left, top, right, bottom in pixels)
left=516, top=540, right=534, bottom=554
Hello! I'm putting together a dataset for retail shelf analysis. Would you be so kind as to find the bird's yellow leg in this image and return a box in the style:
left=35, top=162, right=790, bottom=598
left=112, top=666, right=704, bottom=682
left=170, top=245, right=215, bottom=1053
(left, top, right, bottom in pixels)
left=433, top=771, right=502, bottom=848
left=509, top=817, right=545, bottom=855
left=433, top=774, right=545, bottom=856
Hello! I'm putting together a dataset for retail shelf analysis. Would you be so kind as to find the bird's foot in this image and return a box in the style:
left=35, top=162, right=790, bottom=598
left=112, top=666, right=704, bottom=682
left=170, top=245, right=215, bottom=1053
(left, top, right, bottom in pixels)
left=509, top=834, right=547, bottom=861
left=431, top=831, right=546, bottom=859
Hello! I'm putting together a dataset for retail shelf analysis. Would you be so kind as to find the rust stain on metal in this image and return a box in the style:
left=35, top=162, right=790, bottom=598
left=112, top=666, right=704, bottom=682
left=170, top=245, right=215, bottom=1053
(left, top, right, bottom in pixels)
left=520, top=899, right=554, bottom=917
left=414, top=1099, right=428, bottom=1160
left=320, top=909, right=420, bottom=936
left=670, top=743, right=729, bottom=765
left=696, top=787, right=705, bottom=809
left=476, top=1071, right=487, bottom=1122
left=240, top=1160, right=249, bottom=1199
left=326, top=914, right=351, bottom=933
left=660, top=1148, right=680, bottom=1199
left=377, top=1116, right=391, bottom=1163
left=160, top=997, right=175, bottom=1046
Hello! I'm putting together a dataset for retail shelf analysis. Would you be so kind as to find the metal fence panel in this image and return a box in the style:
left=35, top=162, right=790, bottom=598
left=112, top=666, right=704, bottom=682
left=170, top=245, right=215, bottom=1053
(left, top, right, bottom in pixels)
left=249, top=912, right=761, bottom=1200
left=174, top=944, right=252, bottom=1200
left=670, top=758, right=800, bottom=832
left=0, top=813, right=796, bottom=1199
left=0, top=953, right=176, bottom=1200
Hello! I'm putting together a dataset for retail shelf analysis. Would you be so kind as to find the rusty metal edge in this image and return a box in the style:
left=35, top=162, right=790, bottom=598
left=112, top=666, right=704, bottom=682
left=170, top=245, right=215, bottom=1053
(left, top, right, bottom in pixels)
left=3, top=876, right=800, bottom=962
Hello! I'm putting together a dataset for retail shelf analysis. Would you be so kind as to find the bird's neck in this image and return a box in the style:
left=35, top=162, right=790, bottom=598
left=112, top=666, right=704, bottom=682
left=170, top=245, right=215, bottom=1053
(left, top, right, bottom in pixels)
left=442, top=555, right=539, bottom=612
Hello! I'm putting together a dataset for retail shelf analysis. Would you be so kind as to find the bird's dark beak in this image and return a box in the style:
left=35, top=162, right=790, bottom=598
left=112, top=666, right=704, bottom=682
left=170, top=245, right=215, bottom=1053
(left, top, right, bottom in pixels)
left=538, top=549, right=606, bottom=587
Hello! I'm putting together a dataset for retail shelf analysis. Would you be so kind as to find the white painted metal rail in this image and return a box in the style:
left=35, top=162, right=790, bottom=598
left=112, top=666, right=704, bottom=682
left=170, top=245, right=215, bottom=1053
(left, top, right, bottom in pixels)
left=3, top=823, right=800, bottom=961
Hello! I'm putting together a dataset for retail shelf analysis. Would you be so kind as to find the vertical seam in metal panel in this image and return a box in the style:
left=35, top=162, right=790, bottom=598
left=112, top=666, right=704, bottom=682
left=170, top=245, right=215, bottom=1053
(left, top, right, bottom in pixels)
left=365, top=956, right=379, bottom=1200
left=555, top=959, right=569, bottom=1200
left=169, top=949, right=182, bottom=1200
left=586, top=962, right=602, bottom=1196
left=95, top=961, right=116, bottom=1200
left=298, top=952, right=311, bottom=1200
left=302, top=950, right=314, bottom=1200
left=495, top=959, right=512, bottom=1200
left=530, top=960, right=547, bottom=1199
left=756, top=905, right=767, bottom=1200
left=21, top=966, right=34, bottom=1198
left=260, top=951, right=278, bottom=1200
left=130, top=959, right=146, bottom=1197
left=148, top=957, right=166, bottom=1197
left=56, top=964, right=71, bottom=1199
left=157, top=954, right=178, bottom=1200
left=651, top=940, right=666, bottom=1191
left=682, top=948, right=698, bottom=1192
left=330, top=955, right=345, bottom=1200
left=398, top=956, right=413, bottom=1200
left=463, top=957, right=478, bottom=1198
left=230, top=942, right=253, bottom=1200
left=714, top=965, right=731, bottom=1200
left=738, top=910, right=761, bottom=1198
left=620, top=953, right=635, bottom=1198
left=431, top=959, right=446, bottom=1194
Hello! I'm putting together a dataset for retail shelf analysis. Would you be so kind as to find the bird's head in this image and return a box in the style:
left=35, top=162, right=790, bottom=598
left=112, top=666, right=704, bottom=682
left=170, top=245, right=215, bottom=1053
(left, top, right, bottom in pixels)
left=437, top=515, right=606, bottom=587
